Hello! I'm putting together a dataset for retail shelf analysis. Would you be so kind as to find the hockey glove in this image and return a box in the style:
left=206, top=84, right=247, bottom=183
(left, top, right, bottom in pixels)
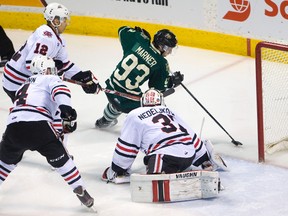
left=53, top=59, right=64, bottom=70
left=59, top=105, right=77, bottom=133
left=134, top=26, right=151, bottom=40
left=71, top=70, right=101, bottom=94
left=101, top=167, right=130, bottom=184
left=170, top=71, right=184, bottom=87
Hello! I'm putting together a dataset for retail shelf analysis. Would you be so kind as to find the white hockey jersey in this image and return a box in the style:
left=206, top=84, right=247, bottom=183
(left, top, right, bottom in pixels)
left=7, top=74, right=71, bottom=126
left=2, top=24, right=81, bottom=92
left=112, top=106, right=202, bottom=170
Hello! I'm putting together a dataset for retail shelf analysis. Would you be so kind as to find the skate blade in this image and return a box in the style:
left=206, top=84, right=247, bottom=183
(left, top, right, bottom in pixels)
left=80, top=202, right=97, bottom=214
left=89, top=205, right=98, bottom=214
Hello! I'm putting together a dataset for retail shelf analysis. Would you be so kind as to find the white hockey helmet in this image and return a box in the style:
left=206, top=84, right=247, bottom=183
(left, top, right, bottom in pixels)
left=30, top=55, right=57, bottom=75
left=44, top=2, right=70, bottom=24
left=141, top=88, right=165, bottom=107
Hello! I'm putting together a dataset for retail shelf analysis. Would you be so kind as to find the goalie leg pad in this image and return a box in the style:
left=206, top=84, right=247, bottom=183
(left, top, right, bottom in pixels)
left=130, top=170, right=220, bottom=203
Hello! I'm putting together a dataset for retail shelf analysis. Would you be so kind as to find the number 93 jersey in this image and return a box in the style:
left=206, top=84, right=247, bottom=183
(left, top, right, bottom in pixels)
left=106, top=26, right=171, bottom=96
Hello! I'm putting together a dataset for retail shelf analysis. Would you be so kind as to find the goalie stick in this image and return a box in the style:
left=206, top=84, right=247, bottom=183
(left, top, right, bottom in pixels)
left=130, top=170, right=220, bottom=203
left=62, top=77, right=175, bottom=101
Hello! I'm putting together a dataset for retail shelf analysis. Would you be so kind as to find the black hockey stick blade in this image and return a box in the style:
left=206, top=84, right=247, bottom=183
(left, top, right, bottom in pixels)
left=231, top=139, right=243, bottom=146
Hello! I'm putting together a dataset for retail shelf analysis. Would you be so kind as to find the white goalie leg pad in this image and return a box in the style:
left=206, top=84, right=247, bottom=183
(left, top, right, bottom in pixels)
left=130, top=170, right=220, bottom=203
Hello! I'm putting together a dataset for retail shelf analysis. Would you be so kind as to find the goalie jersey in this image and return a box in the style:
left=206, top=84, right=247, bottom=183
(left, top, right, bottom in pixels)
left=112, top=106, right=201, bottom=170
left=2, top=24, right=81, bottom=92
left=7, top=74, right=71, bottom=126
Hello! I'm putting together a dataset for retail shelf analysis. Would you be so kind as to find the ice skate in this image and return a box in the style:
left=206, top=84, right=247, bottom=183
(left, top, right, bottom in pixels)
left=73, top=186, right=95, bottom=209
left=95, top=116, right=118, bottom=129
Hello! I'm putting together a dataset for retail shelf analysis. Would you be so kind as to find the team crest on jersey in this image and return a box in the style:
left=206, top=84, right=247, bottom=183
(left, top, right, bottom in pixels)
left=43, top=31, right=53, bottom=38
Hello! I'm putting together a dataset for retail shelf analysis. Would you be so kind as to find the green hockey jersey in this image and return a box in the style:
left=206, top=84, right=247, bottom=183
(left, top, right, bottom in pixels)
left=105, top=26, right=171, bottom=113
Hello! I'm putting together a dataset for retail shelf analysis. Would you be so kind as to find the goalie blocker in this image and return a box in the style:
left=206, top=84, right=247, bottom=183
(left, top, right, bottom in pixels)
left=130, top=170, right=220, bottom=203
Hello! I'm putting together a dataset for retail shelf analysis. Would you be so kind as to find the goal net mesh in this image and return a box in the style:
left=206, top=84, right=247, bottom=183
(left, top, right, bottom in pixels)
left=256, top=42, right=288, bottom=161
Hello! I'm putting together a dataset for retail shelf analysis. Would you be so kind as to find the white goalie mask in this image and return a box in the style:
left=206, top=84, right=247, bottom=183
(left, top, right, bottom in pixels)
left=30, top=55, right=57, bottom=75
left=141, top=88, right=165, bottom=107
left=44, top=3, right=70, bottom=24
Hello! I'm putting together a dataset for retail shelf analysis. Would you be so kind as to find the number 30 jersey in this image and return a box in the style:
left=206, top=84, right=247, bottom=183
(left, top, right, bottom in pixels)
left=2, top=24, right=81, bottom=92
left=112, top=106, right=200, bottom=170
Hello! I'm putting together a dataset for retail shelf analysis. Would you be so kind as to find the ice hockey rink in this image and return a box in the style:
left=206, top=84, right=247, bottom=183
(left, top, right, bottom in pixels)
left=1, top=29, right=288, bottom=216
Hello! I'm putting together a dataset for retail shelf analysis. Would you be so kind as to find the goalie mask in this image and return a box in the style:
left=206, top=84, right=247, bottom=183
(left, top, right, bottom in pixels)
left=44, top=3, right=70, bottom=25
left=30, top=55, right=57, bottom=75
left=141, top=89, right=165, bottom=107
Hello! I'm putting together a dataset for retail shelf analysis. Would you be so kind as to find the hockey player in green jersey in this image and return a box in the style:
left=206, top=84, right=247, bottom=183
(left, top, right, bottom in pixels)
left=95, top=26, right=184, bottom=128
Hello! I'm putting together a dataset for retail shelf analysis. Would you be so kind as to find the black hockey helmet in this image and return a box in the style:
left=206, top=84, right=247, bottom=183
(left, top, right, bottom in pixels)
left=153, top=29, right=177, bottom=49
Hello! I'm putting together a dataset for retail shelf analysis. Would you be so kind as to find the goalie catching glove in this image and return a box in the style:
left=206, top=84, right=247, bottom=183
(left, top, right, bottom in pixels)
left=168, top=71, right=184, bottom=88
left=59, top=105, right=77, bottom=133
left=71, top=70, right=101, bottom=94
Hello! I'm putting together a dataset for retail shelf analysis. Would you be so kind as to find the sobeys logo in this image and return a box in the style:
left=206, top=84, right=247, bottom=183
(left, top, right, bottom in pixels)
left=223, top=0, right=251, bottom=22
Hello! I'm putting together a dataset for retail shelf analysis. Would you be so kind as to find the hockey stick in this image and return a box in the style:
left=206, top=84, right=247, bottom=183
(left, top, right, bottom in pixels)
left=39, top=0, right=47, bottom=6
left=62, top=77, right=141, bottom=101
left=180, top=83, right=243, bottom=146
left=63, top=76, right=176, bottom=101
left=199, top=117, right=205, bottom=138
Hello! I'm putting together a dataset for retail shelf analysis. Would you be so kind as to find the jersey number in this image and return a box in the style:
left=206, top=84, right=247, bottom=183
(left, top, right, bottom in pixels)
left=11, top=42, right=48, bottom=62
left=114, top=54, right=149, bottom=90
left=34, top=43, right=48, bottom=55
left=15, top=84, right=30, bottom=106
left=152, top=114, right=187, bottom=134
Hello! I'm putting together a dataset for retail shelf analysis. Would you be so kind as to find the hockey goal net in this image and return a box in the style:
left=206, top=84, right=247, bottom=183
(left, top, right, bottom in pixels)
left=256, top=41, right=288, bottom=162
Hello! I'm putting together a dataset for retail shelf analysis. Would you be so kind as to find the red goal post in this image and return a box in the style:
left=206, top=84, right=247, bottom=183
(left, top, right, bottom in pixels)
left=256, top=41, right=288, bottom=162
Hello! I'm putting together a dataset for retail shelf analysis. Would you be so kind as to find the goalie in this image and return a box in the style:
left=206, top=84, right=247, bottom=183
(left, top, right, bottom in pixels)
left=102, top=88, right=228, bottom=185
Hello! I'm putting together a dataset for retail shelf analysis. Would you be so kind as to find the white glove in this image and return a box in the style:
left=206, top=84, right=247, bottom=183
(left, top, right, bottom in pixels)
left=101, top=167, right=130, bottom=184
